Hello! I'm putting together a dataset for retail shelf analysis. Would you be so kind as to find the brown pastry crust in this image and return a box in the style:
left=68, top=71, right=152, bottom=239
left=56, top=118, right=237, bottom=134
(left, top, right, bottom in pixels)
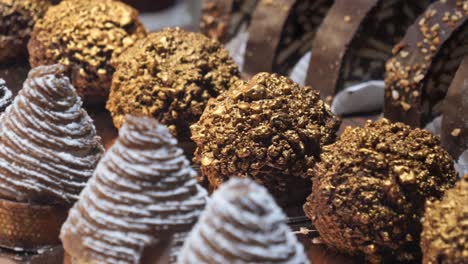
left=304, top=119, right=458, bottom=263
left=306, top=0, right=431, bottom=102
left=244, top=0, right=333, bottom=76
left=441, top=56, right=468, bottom=158
left=0, top=0, right=51, bottom=63
left=0, top=198, right=67, bottom=251
left=384, top=0, right=468, bottom=127
left=28, top=0, right=146, bottom=105
left=191, top=72, right=340, bottom=206
left=107, top=28, right=240, bottom=141
left=421, top=174, right=468, bottom=264
left=201, top=0, right=259, bottom=43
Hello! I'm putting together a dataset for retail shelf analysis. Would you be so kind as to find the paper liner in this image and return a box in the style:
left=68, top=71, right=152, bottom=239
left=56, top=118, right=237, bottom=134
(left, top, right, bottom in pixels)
left=0, top=199, right=68, bottom=251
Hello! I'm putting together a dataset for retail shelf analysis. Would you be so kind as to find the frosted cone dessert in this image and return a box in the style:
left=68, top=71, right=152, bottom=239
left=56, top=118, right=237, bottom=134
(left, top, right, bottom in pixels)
left=0, top=64, right=104, bottom=250
left=178, top=178, right=309, bottom=264
left=60, top=115, right=207, bottom=264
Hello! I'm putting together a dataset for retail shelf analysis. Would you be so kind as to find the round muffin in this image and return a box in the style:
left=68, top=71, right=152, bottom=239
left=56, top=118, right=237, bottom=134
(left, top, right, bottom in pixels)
left=304, top=119, right=458, bottom=263
left=191, top=72, right=341, bottom=205
left=28, top=0, right=146, bottom=104
left=0, top=0, right=51, bottom=63
left=421, top=174, right=467, bottom=264
left=106, top=28, right=240, bottom=141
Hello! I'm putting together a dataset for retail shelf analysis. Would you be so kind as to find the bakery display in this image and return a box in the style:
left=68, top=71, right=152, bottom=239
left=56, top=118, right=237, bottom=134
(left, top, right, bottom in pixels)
left=178, top=178, right=309, bottom=264
left=384, top=0, right=468, bottom=127
left=244, top=0, right=333, bottom=76
left=200, top=0, right=259, bottom=43
left=0, top=79, right=12, bottom=112
left=60, top=115, right=207, bottom=264
left=0, top=64, right=104, bottom=250
left=306, top=0, right=432, bottom=101
left=441, top=56, right=468, bottom=159
left=28, top=0, right=146, bottom=104
left=421, top=174, right=467, bottom=264
left=191, top=72, right=340, bottom=206
left=0, top=0, right=466, bottom=263
left=304, top=119, right=458, bottom=263
left=0, top=0, right=52, bottom=63
left=107, top=28, right=240, bottom=141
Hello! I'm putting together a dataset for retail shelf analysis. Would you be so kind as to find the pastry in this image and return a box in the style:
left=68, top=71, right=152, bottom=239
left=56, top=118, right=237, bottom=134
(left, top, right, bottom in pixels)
left=178, top=178, right=309, bottom=264
left=441, top=56, right=468, bottom=159
left=384, top=0, right=468, bottom=127
left=0, top=0, right=52, bottom=63
left=60, top=115, right=207, bottom=264
left=304, top=119, right=458, bottom=263
left=200, top=0, right=259, bottom=43
left=421, top=174, right=468, bottom=264
left=107, top=28, right=240, bottom=141
left=306, top=0, right=432, bottom=102
left=28, top=0, right=146, bottom=104
left=191, top=72, right=340, bottom=206
left=0, top=64, right=104, bottom=250
left=244, top=0, right=334, bottom=76
left=0, top=79, right=12, bottom=112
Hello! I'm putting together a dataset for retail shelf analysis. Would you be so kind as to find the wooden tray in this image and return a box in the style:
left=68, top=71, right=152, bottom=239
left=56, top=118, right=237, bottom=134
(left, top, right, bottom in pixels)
left=0, top=62, right=377, bottom=264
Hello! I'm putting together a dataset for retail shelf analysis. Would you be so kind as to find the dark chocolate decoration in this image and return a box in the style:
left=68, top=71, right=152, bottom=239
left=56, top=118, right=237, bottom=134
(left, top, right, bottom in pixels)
left=122, top=0, right=175, bottom=12
left=200, top=0, right=259, bottom=43
left=384, top=0, right=468, bottom=127
left=244, top=0, right=333, bottom=76
left=307, top=0, right=432, bottom=102
left=441, top=56, right=468, bottom=159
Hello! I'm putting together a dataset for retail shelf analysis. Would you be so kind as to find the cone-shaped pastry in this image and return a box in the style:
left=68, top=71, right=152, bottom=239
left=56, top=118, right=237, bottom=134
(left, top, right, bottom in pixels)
left=0, top=64, right=104, bottom=250
left=421, top=174, right=468, bottom=264
left=60, top=115, right=207, bottom=264
left=0, top=79, right=12, bottom=112
left=178, top=178, right=309, bottom=264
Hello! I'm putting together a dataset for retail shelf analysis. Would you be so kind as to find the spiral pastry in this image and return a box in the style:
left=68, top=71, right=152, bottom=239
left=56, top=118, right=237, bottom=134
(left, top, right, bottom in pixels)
left=0, top=79, right=12, bottom=112
left=179, top=178, right=309, bottom=264
left=60, top=115, right=207, bottom=263
left=0, top=64, right=104, bottom=206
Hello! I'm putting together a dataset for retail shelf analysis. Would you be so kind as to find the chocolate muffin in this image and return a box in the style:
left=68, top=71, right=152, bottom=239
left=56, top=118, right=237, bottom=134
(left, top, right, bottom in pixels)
left=304, top=119, right=458, bottom=263
left=178, top=178, right=309, bottom=264
left=421, top=174, right=468, bottom=264
left=0, top=0, right=52, bottom=63
left=191, top=72, right=341, bottom=206
left=60, top=115, right=207, bottom=264
left=28, top=0, right=146, bottom=104
left=0, top=79, right=12, bottom=112
left=107, top=28, right=240, bottom=141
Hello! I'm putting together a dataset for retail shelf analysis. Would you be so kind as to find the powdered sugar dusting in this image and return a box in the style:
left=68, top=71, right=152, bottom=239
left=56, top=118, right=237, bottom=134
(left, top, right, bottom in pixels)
left=0, top=65, right=104, bottom=205
left=0, top=79, right=12, bottom=113
left=60, top=115, right=207, bottom=263
left=178, top=178, right=309, bottom=264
